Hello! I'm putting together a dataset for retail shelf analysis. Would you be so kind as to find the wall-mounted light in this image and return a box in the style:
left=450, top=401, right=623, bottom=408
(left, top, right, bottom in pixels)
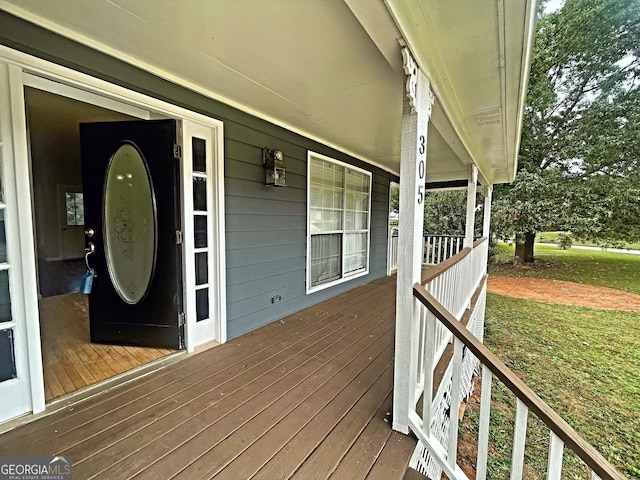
left=263, top=148, right=286, bottom=187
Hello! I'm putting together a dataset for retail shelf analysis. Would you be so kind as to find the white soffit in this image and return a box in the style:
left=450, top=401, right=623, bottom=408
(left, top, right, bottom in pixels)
left=0, top=0, right=534, bottom=183
left=385, top=0, right=537, bottom=184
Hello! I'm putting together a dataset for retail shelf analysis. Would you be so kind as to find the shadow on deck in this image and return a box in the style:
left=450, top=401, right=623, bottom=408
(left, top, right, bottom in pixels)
left=0, top=275, right=421, bottom=479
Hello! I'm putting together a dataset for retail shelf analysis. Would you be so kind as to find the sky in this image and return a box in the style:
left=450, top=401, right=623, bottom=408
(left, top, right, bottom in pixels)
left=544, top=0, right=565, bottom=14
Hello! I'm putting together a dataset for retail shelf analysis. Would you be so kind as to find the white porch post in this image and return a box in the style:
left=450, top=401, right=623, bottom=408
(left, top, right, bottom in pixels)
left=393, top=48, right=433, bottom=434
left=464, top=165, right=478, bottom=248
left=482, top=184, right=493, bottom=239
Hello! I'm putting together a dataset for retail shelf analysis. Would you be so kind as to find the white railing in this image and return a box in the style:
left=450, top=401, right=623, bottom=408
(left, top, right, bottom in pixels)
left=410, top=283, right=626, bottom=480
left=409, top=238, right=488, bottom=476
left=388, top=229, right=399, bottom=274
left=418, top=238, right=488, bottom=378
left=423, top=235, right=466, bottom=265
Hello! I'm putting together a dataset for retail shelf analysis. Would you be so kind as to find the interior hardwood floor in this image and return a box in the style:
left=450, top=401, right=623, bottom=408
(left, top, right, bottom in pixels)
left=39, top=293, right=174, bottom=402
left=3, top=276, right=420, bottom=479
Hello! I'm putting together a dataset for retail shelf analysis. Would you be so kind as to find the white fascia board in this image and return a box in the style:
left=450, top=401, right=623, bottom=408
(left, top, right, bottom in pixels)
left=509, top=0, right=539, bottom=183
left=385, top=0, right=537, bottom=186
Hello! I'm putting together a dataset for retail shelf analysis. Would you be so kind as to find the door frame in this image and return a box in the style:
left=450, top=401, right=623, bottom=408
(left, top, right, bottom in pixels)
left=0, top=45, right=227, bottom=419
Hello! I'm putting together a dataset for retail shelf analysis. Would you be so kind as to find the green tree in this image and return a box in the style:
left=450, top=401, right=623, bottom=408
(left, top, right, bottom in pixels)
left=389, top=183, right=399, bottom=214
left=494, top=0, right=640, bottom=262
left=423, top=190, right=483, bottom=237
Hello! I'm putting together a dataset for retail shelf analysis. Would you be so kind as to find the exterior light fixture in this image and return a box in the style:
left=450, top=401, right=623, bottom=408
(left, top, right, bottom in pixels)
left=263, top=148, right=286, bottom=186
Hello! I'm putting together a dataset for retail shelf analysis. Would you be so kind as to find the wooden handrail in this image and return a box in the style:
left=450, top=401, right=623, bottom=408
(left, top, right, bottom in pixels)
left=412, top=282, right=626, bottom=480
left=472, top=236, right=487, bottom=249
left=421, top=237, right=488, bottom=285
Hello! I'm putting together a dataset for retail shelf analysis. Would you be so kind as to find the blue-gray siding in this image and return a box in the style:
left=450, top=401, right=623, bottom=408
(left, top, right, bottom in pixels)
left=0, top=11, right=399, bottom=339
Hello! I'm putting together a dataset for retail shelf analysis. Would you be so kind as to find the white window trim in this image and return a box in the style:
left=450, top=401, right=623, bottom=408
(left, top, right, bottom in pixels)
left=306, top=151, right=372, bottom=294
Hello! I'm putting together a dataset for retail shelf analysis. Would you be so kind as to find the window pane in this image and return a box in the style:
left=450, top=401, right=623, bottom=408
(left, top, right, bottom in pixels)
left=345, top=210, right=354, bottom=231
left=344, top=233, right=367, bottom=274
left=75, top=194, right=84, bottom=216
left=322, top=189, right=334, bottom=209
left=65, top=192, right=84, bottom=226
left=345, top=192, right=355, bottom=211
left=310, top=234, right=341, bottom=287
left=194, top=216, right=207, bottom=248
left=0, top=328, right=17, bottom=382
left=310, top=185, right=322, bottom=207
left=308, top=155, right=371, bottom=289
left=0, top=209, right=6, bottom=263
left=0, top=270, right=11, bottom=322
left=192, top=137, right=206, bottom=173
left=193, top=177, right=207, bottom=211
left=196, top=288, right=209, bottom=322
left=66, top=193, right=76, bottom=225
left=195, top=252, right=208, bottom=285
left=310, top=161, right=324, bottom=184
left=356, top=212, right=368, bottom=230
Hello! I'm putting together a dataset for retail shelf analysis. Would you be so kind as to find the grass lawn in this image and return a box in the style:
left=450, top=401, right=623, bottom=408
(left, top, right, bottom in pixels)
left=469, top=295, right=640, bottom=478
left=535, top=231, right=640, bottom=250
left=463, top=244, right=640, bottom=478
left=491, top=242, right=640, bottom=295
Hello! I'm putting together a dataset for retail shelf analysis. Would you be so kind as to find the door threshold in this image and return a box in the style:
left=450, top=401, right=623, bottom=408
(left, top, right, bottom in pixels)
left=0, top=348, right=192, bottom=435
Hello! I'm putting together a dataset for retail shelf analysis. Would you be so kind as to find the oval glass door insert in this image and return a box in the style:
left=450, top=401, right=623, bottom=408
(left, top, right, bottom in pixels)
left=103, top=142, right=157, bottom=304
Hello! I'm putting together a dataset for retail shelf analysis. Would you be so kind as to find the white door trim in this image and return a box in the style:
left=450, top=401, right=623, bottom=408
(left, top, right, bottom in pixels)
left=0, top=63, right=42, bottom=421
left=0, top=45, right=227, bottom=419
left=182, top=120, right=227, bottom=350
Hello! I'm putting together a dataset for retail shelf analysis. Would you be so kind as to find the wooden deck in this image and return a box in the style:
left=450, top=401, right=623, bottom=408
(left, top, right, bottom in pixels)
left=0, top=275, right=419, bottom=479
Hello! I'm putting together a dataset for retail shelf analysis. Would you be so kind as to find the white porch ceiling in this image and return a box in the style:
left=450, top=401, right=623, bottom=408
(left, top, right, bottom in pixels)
left=0, top=0, right=535, bottom=185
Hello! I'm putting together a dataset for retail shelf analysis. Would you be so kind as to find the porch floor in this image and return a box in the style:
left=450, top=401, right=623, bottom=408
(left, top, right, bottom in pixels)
left=0, top=275, right=418, bottom=479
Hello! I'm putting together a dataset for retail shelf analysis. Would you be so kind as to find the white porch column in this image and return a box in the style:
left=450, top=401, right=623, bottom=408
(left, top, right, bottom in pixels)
left=464, top=165, right=478, bottom=248
left=393, top=48, right=434, bottom=434
left=482, top=185, right=493, bottom=239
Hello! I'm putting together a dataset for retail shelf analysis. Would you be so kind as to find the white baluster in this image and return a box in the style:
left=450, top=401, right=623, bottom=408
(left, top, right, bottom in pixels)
left=511, top=399, right=529, bottom=479
left=476, top=365, right=493, bottom=480
left=422, top=309, right=438, bottom=435
left=447, top=338, right=464, bottom=468
left=546, top=431, right=564, bottom=479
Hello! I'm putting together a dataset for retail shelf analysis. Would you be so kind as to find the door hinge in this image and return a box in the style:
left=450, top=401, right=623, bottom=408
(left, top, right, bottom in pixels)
left=173, top=144, right=182, bottom=160
left=176, top=230, right=183, bottom=244
left=178, top=326, right=185, bottom=350
left=178, top=311, right=186, bottom=326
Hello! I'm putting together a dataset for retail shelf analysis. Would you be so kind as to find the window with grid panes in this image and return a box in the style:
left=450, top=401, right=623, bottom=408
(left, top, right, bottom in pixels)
left=308, top=153, right=371, bottom=291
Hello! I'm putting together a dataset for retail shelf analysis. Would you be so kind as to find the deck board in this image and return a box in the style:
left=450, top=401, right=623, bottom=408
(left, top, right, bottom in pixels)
left=0, top=275, right=417, bottom=479
left=328, top=393, right=395, bottom=479
left=263, top=365, right=394, bottom=480
left=8, top=281, right=386, bottom=448
left=74, top=309, right=391, bottom=477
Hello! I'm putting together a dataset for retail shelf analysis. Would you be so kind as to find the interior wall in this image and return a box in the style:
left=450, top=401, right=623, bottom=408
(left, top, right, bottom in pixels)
left=25, top=87, right=134, bottom=261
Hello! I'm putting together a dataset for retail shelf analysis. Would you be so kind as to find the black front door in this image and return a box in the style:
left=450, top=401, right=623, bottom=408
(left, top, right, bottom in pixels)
left=80, top=119, right=183, bottom=349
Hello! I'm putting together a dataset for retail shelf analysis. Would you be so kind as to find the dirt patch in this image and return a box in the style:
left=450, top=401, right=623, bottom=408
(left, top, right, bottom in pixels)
left=487, top=276, right=640, bottom=312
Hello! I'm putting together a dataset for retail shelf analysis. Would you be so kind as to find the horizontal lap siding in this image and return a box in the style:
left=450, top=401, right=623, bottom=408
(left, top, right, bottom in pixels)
left=224, top=122, right=394, bottom=338
left=0, top=11, right=399, bottom=340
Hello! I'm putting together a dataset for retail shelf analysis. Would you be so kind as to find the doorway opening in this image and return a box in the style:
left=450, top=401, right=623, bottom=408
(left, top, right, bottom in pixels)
left=25, top=87, right=177, bottom=402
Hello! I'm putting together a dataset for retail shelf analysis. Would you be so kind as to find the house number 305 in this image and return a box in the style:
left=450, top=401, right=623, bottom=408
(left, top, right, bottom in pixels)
left=417, top=135, right=426, bottom=204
